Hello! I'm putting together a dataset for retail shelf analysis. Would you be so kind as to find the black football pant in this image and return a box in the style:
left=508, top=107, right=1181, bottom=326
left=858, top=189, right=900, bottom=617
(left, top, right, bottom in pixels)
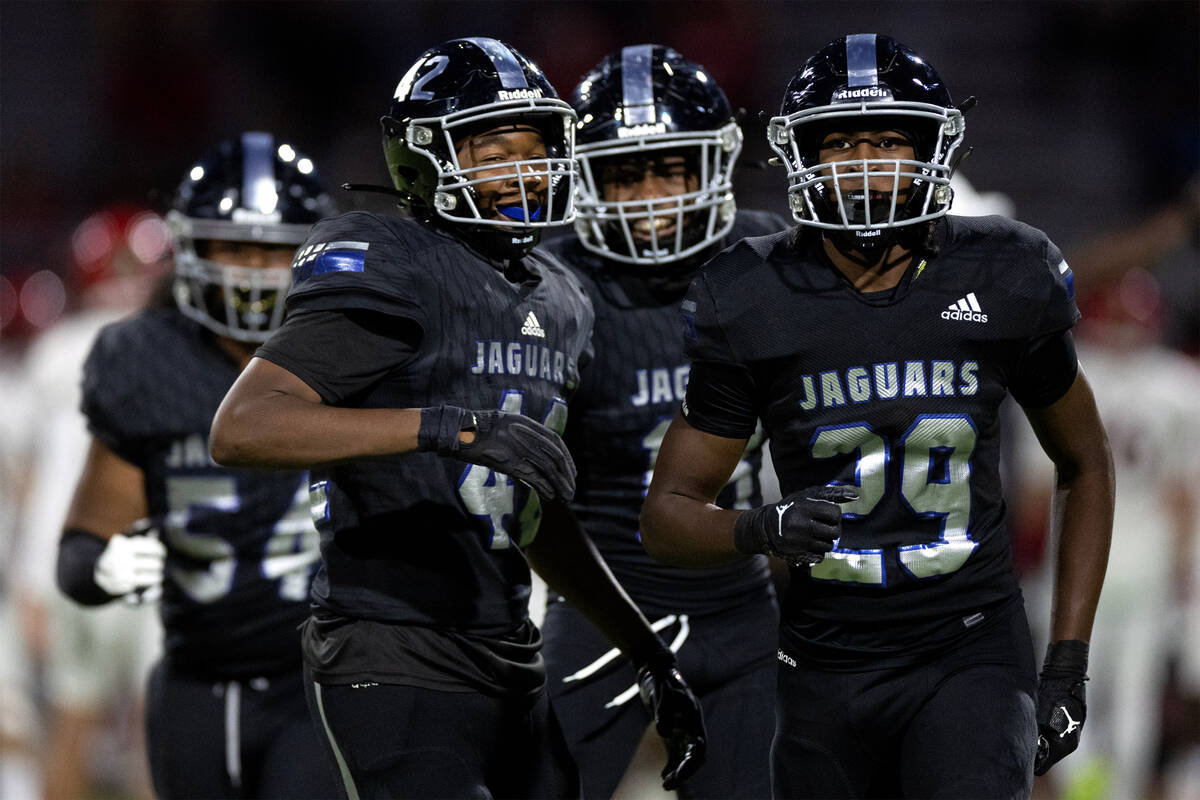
left=773, top=601, right=1038, bottom=800
left=145, top=659, right=337, bottom=799
left=543, top=593, right=777, bottom=799
left=305, top=666, right=579, bottom=799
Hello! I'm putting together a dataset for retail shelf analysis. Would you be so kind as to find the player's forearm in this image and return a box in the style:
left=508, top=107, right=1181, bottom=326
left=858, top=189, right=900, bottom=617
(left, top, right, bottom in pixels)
left=640, top=489, right=744, bottom=567
left=211, top=387, right=422, bottom=469
left=526, top=502, right=660, bottom=661
left=1047, top=457, right=1114, bottom=643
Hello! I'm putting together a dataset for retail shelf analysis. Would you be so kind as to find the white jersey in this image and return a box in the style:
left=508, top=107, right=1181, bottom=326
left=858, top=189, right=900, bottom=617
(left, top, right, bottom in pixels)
left=12, top=309, right=130, bottom=598
left=9, top=308, right=162, bottom=713
left=1018, top=341, right=1200, bottom=600
left=1016, top=339, right=1200, bottom=800
left=1076, top=342, right=1200, bottom=600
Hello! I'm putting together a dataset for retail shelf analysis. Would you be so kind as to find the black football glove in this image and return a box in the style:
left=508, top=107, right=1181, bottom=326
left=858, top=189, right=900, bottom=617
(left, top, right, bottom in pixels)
left=733, top=484, right=858, bottom=566
left=636, top=647, right=706, bottom=791
left=1034, top=639, right=1089, bottom=776
left=418, top=405, right=576, bottom=502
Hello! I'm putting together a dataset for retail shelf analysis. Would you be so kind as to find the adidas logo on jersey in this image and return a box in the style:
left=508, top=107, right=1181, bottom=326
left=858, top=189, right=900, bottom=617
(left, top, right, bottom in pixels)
left=520, top=311, right=546, bottom=338
left=942, top=292, right=988, bottom=323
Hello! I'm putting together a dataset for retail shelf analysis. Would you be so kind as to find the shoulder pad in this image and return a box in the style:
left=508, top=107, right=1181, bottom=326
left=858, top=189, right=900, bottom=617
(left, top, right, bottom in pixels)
left=728, top=208, right=791, bottom=241
left=942, top=216, right=1079, bottom=337
left=286, top=212, right=440, bottom=323
left=81, top=310, right=232, bottom=463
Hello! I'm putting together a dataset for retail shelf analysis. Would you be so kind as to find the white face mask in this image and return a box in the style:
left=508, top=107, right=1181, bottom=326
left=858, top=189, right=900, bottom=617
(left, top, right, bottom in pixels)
left=574, top=122, right=743, bottom=266
left=768, top=102, right=965, bottom=233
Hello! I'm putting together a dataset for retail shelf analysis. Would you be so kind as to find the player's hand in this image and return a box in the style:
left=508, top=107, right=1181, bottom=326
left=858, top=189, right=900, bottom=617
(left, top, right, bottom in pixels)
left=418, top=405, right=576, bottom=502
left=636, top=647, right=706, bottom=791
left=1034, top=639, right=1089, bottom=776
left=733, top=484, right=857, bottom=566
left=93, top=521, right=165, bottom=602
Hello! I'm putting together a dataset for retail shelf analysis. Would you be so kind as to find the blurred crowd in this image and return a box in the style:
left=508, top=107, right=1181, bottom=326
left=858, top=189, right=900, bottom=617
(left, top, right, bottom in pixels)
left=1, top=3, right=1197, bottom=799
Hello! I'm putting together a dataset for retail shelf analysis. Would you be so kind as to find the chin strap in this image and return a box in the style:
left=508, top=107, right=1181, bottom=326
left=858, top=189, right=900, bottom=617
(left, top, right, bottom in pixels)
left=826, top=228, right=896, bottom=265
left=826, top=227, right=927, bottom=274
left=341, top=182, right=426, bottom=218
left=456, top=223, right=542, bottom=263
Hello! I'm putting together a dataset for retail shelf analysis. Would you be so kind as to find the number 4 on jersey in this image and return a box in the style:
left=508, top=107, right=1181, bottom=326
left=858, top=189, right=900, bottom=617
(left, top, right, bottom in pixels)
left=458, top=390, right=569, bottom=549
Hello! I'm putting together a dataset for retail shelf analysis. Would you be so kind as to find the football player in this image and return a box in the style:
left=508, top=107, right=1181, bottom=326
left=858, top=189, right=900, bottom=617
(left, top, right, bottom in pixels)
left=539, top=44, right=786, bottom=799
left=55, top=132, right=339, bottom=799
left=208, top=38, right=705, bottom=798
left=640, top=33, right=1115, bottom=798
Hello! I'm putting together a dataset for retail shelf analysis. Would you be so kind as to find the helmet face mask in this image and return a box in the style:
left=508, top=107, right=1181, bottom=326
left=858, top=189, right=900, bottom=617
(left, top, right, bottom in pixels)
left=168, top=132, right=332, bottom=343
left=575, top=124, right=742, bottom=265
left=768, top=34, right=965, bottom=253
left=571, top=44, right=743, bottom=267
left=395, top=101, right=577, bottom=229
left=171, top=240, right=295, bottom=343
left=382, top=38, right=577, bottom=256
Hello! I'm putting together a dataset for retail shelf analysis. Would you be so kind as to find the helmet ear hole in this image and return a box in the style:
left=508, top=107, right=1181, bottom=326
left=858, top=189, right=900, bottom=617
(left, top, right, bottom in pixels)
left=380, top=116, right=403, bottom=137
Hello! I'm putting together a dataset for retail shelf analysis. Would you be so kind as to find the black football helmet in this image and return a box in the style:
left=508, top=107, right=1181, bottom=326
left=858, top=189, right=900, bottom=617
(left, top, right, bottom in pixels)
left=572, top=44, right=742, bottom=266
left=767, top=34, right=965, bottom=254
left=168, top=132, right=333, bottom=342
left=381, top=37, right=576, bottom=256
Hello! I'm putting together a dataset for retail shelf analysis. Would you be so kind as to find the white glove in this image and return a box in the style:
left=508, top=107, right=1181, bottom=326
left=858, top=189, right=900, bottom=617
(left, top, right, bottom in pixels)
left=94, top=530, right=165, bottom=600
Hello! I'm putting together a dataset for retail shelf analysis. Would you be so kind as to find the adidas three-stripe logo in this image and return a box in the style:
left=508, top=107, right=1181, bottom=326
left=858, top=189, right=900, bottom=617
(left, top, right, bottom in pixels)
left=520, top=311, right=546, bottom=337
left=941, top=292, right=988, bottom=323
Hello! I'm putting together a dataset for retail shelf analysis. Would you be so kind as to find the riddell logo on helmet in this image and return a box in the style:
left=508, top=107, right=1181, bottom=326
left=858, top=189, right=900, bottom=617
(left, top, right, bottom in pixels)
left=497, top=88, right=544, bottom=101
left=232, top=208, right=282, bottom=224
left=832, top=86, right=894, bottom=102
left=617, top=122, right=668, bottom=138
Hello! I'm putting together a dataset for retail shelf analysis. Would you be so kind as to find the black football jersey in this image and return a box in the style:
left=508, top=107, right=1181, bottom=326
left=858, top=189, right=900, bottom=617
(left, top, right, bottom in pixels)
left=270, top=212, right=594, bottom=636
left=544, top=210, right=788, bottom=612
left=81, top=308, right=318, bottom=678
left=683, top=215, right=1079, bottom=663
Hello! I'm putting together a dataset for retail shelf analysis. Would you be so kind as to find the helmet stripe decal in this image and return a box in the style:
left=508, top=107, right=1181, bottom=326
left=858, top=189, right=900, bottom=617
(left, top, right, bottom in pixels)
left=460, top=37, right=528, bottom=89
left=241, top=132, right=277, bottom=214
left=845, top=33, right=879, bottom=87
left=620, top=44, right=656, bottom=125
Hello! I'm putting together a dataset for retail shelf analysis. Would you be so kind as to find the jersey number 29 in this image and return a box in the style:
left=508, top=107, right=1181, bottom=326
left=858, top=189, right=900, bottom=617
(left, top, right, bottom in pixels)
left=809, top=414, right=979, bottom=585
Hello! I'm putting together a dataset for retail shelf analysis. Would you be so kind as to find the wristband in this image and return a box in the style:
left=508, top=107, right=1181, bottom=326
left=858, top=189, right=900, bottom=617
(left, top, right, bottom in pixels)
left=630, top=635, right=672, bottom=670
left=732, top=509, right=761, bottom=556
left=417, top=406, right=474, bottom=455
left=1041, top=639, right=1089, bottom=677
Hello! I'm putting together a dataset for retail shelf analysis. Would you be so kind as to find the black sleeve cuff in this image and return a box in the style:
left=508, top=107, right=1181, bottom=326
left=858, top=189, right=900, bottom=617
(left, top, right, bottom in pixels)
left=681, top=359, right=759, bottom=439
left=56, top=528, right=116, bottom=606
left=1011, top=329, right=1078, bottom=409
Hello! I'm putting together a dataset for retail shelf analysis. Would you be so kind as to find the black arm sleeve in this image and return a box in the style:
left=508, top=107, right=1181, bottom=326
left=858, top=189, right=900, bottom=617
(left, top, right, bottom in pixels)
left=255, top=309, right=422, bottom=405
left=57, top=528, right=116, bottom=606
left=1010, top=329, right=1079, bottom=409
left=681, top=359, right=759, bottom=439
